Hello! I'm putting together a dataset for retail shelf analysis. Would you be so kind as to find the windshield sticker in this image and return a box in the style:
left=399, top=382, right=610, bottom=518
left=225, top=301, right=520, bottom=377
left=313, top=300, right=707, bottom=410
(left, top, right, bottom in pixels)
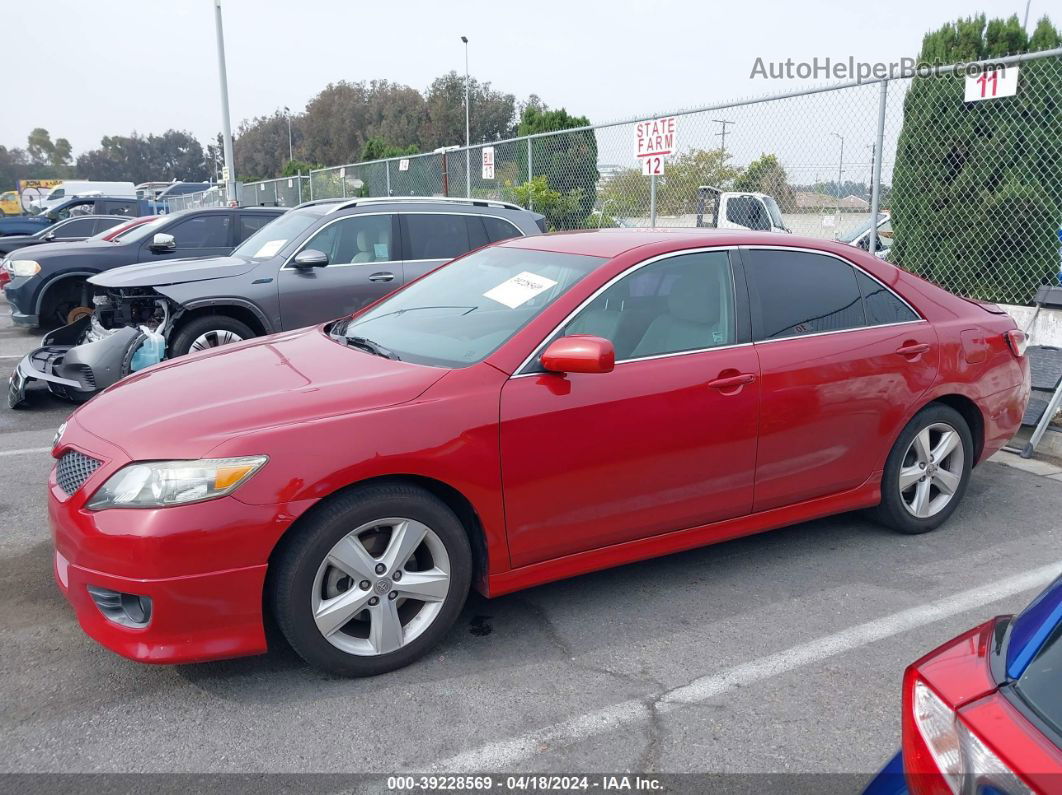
left=253, top=239, right=285, bottom=258
left=483, top=271, right=558, bottom=309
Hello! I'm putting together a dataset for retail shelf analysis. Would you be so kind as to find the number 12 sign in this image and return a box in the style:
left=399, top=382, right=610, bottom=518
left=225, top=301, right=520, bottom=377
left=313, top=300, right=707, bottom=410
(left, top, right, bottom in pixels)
left=964, top=65, right=1019, bottom=102
left=635, top=116, right=676, bottom=177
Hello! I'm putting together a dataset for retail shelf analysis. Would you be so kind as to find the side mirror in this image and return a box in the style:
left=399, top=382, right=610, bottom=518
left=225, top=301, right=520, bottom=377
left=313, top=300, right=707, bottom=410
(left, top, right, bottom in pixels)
left=292, top=249, right=329, bottom=269
left=42, top=232, right=55, bottom=241
left=150, top=233, right=176, bottom=252
left=541, top=335, right=615, bottom=375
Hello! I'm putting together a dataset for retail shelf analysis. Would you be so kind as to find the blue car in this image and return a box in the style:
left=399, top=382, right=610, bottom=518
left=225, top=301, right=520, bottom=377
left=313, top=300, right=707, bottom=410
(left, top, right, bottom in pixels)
left=865, top=572, right=1062, bottom=794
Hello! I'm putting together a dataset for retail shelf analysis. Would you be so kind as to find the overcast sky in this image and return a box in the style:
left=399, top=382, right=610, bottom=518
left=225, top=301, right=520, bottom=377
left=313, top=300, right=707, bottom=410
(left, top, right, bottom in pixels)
left=1, top=0, right=1048, bottom=156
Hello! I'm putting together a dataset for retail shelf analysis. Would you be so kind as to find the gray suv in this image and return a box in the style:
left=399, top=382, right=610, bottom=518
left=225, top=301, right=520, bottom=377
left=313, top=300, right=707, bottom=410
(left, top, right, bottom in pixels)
left=10, top=197, right=545, bottom=406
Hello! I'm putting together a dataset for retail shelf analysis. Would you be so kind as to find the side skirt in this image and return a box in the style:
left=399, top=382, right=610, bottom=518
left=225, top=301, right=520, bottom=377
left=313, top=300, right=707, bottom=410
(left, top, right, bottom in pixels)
left=484, top=473, right=883, bottom=597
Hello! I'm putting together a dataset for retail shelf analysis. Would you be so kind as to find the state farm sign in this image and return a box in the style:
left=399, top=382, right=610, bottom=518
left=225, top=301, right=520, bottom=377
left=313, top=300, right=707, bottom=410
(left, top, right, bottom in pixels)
left=634, top=117, right=677, bottom=158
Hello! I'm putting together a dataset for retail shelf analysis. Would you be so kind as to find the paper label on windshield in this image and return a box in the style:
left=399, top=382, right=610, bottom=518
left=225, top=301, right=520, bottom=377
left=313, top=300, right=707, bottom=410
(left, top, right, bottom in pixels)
left=483, top=271, right=558, bottom=309
left=253, top=239, right=285, bottom=258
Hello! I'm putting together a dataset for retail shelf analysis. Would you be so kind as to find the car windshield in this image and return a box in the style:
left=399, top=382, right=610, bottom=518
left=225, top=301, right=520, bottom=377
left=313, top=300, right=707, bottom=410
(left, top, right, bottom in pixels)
left=233, top=210, right=318, bottom=259
left=763, top=196, right=785, bottom=229
left=838, top=214, right=886, bottom=243
left=1010, top=576, right=1062, bottom=737
left=112, top=216, right=169, bottom=243
left=334, top=246, right=605, bottom=368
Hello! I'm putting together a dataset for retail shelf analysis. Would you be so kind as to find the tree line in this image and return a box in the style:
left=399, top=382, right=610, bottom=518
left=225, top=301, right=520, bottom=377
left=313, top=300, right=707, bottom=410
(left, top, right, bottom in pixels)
left=1, top=70, right=578, bottom=191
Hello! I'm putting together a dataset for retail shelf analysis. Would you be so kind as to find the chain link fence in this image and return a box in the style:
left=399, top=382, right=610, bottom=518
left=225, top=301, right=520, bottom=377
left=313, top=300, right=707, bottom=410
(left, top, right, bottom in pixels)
left=293, top=48, right=1061, bottom=306
left=238, top=175, right=310, bottom=208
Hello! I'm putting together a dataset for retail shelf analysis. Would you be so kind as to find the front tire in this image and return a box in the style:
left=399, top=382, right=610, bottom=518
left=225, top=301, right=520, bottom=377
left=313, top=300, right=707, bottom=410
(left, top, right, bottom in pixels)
left=169, top=315, right=254, bottom=357
left=270, top=483, right=472, bottom=677
left=871, top=404, right=973, bottom=534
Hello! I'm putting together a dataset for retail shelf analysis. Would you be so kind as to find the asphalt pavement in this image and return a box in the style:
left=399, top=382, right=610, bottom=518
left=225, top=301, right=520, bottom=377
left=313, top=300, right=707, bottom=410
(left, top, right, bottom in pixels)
left=1, top=293, right=1060, bottom=782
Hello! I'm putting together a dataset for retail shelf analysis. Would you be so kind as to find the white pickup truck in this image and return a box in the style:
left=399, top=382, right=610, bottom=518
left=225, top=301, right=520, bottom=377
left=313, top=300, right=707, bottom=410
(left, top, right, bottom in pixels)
left=694, top=185, right=790, bottom=233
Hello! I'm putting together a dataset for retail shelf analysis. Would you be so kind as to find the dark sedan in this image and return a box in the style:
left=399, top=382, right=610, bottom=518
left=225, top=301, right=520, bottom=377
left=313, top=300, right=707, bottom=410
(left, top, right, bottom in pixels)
left=2, top=207, right=284, bottom=327
left=0, top=215, right=128, bottom=257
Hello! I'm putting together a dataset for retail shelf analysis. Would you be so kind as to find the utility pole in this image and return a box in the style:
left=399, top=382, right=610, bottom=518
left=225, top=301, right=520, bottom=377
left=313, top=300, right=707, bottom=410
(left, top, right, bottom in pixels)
left=213, top=0, right=237, bottom=205
left=713, top=119, right=734, bottom=161
left=461, top=36, right=471, bottom=197
left=284, top=106, right=293, bottom=163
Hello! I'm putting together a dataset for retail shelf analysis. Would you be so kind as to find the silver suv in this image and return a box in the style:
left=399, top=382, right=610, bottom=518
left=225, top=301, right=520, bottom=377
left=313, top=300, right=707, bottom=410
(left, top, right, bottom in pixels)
left=10, top=197, right=545, bottom=406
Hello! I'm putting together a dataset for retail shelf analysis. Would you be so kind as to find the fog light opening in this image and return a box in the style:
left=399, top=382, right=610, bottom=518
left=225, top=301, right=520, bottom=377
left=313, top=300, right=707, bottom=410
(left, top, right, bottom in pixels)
left=87, top=586, right=153, bottom=628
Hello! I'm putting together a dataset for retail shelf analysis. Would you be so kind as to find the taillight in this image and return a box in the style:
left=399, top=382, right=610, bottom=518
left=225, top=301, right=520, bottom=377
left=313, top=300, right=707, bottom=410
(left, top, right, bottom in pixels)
left=906, top=679, right=1032, bottom=795
left=1004, top=329, right=1028, bottom=358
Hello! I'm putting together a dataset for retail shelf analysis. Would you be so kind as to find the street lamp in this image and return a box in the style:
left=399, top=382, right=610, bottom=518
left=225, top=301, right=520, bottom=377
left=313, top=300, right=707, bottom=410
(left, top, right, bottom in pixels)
left=284, top=106, right=293, bottom=163
left=461, top=35, right=470, bottom=197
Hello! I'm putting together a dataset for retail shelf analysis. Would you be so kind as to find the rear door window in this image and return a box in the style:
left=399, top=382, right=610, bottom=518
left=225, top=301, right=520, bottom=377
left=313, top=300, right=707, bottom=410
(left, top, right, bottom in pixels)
left=167, top=214, right=233, bottom=249
left=100, top=200, right=135, bottom=216
left=403, top=214, right=476, bottom=260
left=854, top=270, right=918, bottom=325
left=745, top=249, right=867, bottom=340
left=481, top=216, right=523, bottom=243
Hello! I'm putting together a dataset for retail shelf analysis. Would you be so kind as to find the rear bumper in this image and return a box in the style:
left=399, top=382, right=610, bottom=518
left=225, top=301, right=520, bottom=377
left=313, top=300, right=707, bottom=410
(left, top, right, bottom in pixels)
left=979, top=378, right=1032, bottom=463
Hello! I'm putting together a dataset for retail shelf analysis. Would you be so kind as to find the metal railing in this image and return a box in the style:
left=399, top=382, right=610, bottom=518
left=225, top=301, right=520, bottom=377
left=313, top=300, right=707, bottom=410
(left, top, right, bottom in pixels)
left=299, top=48, right=1060, bottom=305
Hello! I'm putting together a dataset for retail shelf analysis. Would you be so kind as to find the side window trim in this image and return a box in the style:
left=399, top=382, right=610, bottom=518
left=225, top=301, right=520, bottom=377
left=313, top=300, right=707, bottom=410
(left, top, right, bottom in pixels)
left=514, top=246, right=750, bottom=376
left=281, top=212, right=401, bottom=270
left=742, top=245, right=925, bottom=345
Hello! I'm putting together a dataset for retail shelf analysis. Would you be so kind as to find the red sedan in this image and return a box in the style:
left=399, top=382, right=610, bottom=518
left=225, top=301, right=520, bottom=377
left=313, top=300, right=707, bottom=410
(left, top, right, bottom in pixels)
left=47, top=230, right=1030, bottom=675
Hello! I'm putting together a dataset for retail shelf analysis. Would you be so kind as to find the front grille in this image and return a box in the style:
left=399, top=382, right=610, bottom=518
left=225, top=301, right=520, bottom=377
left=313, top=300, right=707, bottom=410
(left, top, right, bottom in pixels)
left=56, top=451, right=102, bottom=495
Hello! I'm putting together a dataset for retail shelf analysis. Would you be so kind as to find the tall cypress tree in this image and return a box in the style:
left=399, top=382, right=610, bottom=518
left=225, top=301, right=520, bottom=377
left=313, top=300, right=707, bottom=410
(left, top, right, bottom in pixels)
left=891, top=15, right=1062, bottom=304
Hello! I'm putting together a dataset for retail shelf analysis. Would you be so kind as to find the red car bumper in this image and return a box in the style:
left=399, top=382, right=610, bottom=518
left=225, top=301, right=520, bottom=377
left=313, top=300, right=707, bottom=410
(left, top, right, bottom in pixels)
left=48, top=429, right=315, bottom=665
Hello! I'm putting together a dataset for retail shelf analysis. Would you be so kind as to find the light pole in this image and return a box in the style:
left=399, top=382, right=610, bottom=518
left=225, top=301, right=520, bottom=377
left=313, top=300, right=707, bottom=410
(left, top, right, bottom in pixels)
left=830, top=132, right=844, bottom=228
left=1024, top=0, right=1033, bottom=30
left=212, top=0, right=237, bottom=205
left=284, top=106, right=293, bottom=163
left=461, top=35, right=471, bottom=197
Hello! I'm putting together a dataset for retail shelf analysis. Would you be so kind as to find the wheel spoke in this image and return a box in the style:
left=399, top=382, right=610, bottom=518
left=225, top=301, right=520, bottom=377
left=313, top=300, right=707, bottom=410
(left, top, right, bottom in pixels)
left=899, top=465, right=923, bottom=491
left=933, top=468, right=961, bottom=495
left=327, top=534, right=379, bottom=581
left=314, top=589, right=373, bottom=638
left=395, top=568, right=449, bottom=602
left=368, top=598, right=404, bottom=654
left=381, top=519, right=428, bottom=573
left=911, top=428, right=932, bottom=464
left=911, top=478, right=932, bottom=517
left=931, top=430, right=960, bottom=463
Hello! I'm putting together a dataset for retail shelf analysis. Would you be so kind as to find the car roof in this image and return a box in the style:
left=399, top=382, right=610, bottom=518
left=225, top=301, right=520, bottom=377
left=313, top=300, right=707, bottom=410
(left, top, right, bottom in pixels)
left=497, top=228, right=857, bottom=258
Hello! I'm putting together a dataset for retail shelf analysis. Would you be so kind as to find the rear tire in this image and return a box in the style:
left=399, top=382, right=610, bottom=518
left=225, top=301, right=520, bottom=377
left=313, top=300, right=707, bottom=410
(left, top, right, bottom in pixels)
left=270, top=483, right=472, bottom=677
left=169, top=315, right=255, bottom=357
left=870, top=404, right=973, bottom=535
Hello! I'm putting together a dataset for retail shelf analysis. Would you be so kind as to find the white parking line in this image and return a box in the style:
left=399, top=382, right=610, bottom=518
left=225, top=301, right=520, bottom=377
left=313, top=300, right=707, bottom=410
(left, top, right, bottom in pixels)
left=0, top=447, right=52, bottom=457
left=432, top=562, right=1061, bottom=772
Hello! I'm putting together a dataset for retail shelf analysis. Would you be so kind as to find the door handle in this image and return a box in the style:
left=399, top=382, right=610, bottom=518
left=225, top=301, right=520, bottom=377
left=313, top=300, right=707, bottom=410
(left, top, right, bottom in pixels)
left=895, top=342, right=930, bottom=357
left=368, top=271, right=395, bottom=283
left=708, top=373, right=756, bottom=390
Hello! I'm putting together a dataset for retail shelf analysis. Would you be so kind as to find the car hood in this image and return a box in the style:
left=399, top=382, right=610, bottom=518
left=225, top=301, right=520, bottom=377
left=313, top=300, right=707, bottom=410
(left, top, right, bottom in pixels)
left=71, top=326, right=449, bottom=459
left=10, top=239, right=114, bottom=260
left=89, top=255, right=256, bottom=288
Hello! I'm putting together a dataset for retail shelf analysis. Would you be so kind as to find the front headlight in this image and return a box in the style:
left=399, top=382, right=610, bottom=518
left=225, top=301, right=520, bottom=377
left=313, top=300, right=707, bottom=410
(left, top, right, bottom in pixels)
left=86, top=456, right=268, bottom=510
left=10, top=259, right=41, bottom=277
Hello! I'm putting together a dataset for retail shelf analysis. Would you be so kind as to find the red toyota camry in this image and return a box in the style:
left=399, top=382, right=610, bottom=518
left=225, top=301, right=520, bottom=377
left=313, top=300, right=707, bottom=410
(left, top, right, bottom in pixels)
left=47, top=229, right=1030, bottom=676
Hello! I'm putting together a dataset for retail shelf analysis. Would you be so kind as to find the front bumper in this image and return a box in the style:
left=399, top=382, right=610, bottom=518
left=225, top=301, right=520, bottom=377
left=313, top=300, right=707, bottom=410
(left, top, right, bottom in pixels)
left=48, top=425, right=314, bottom=665
left=3, top=278, right=38, bottom=326
left=8, top=316, right=142, bottom=408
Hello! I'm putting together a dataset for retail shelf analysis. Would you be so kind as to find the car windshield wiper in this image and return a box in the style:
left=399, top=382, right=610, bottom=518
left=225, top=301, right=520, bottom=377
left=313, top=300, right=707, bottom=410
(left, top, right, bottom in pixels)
left=359, top=305, right=479, bottom=323
left=343, top=336, right=400, bottom=360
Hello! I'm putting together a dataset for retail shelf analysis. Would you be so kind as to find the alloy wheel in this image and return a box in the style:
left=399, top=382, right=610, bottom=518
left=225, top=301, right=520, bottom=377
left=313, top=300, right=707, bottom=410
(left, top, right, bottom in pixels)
left=898, top=422, right=965, bottom=519
left=311, top=517, right=451, bottom=656
left=189, top=329, right=244, bottom=351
